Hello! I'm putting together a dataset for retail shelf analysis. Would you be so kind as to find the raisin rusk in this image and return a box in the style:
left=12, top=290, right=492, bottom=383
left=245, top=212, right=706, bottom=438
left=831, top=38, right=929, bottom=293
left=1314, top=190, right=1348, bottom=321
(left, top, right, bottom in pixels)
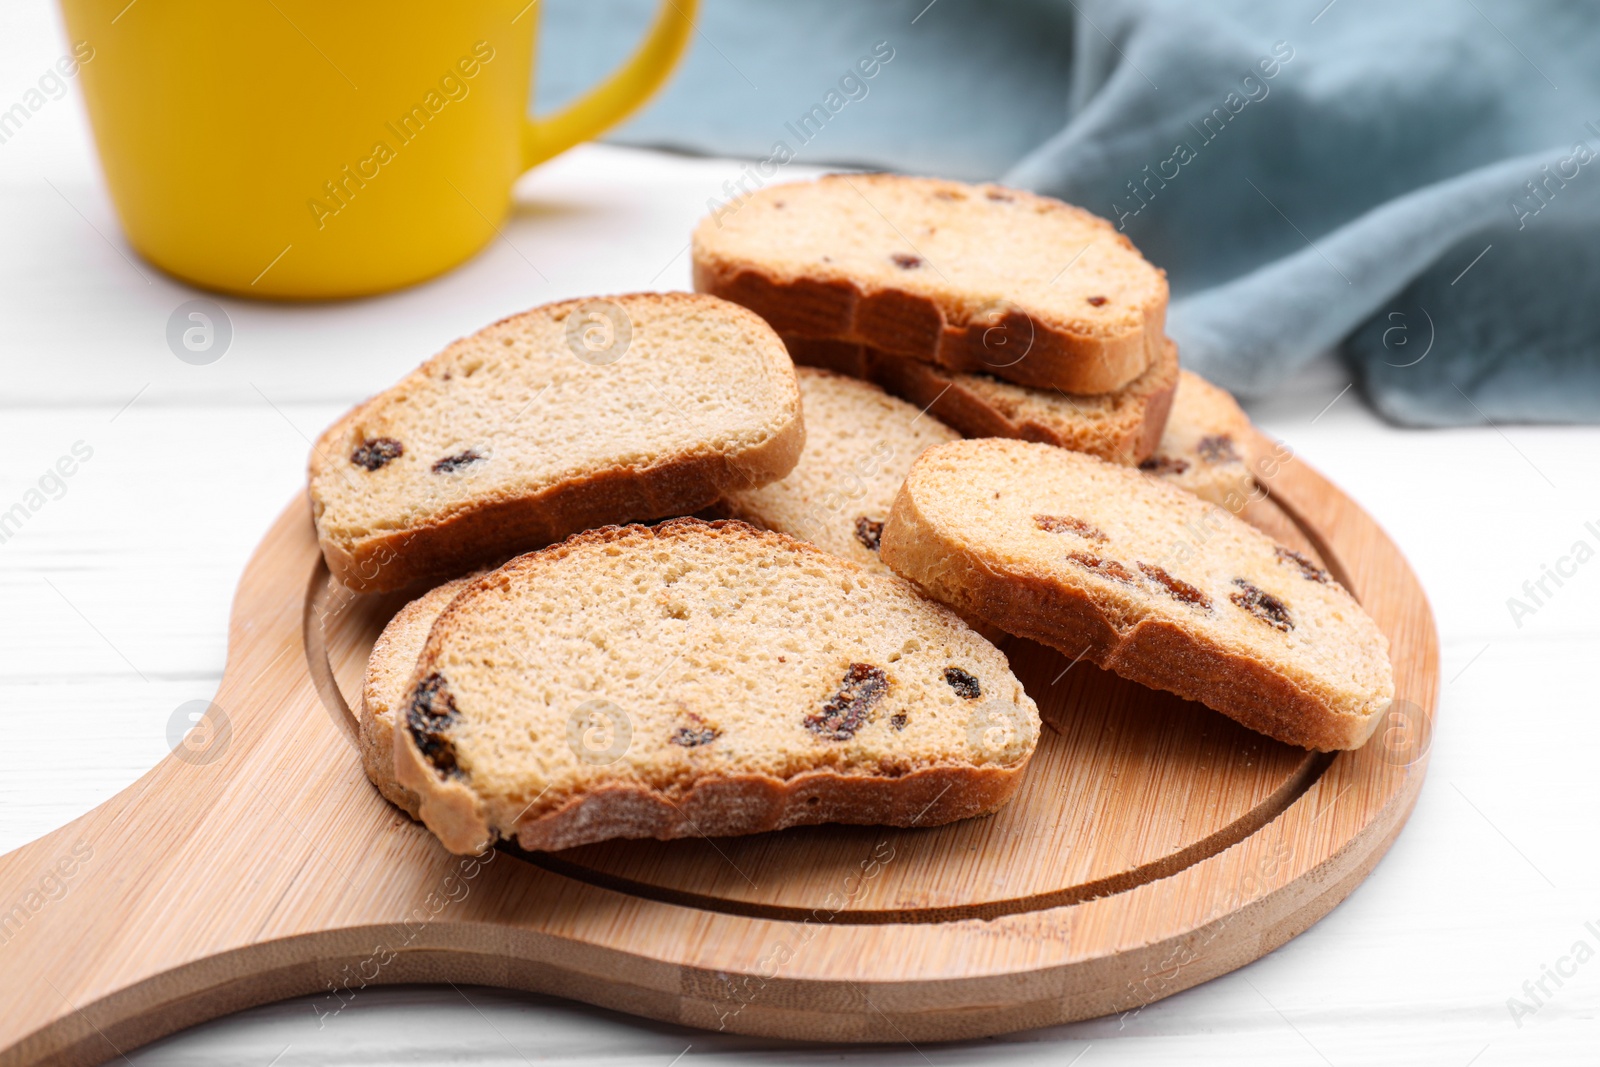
left=1137, top=371, right=1262, bottom=511
left=357, top=574, right=480, bottom=817
left=789, top=334, right=1260, bottom=512
left=388, top=519, right=1038, bottom=854
left=308, top=293, right=804, bottom=593
left=783, top=335, right=1179, bottom=467
left=880, top=439, right=1393, bottom=751
left=717, top=367, right=958, bottom=577
left=693, top=174, right=1168, bottom=394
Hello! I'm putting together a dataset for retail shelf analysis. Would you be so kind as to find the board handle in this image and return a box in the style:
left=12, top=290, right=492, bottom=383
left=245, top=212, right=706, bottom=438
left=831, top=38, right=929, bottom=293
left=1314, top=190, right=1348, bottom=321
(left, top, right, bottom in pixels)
left=0, top=756, right=211, bottom=1063
left=0, top=502, right=405, bottom=1066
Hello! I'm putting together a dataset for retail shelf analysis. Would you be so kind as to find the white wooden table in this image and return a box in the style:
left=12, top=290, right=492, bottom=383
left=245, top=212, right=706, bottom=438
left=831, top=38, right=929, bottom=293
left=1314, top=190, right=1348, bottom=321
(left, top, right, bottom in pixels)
left=4, top=5, right=1598, bottom=1065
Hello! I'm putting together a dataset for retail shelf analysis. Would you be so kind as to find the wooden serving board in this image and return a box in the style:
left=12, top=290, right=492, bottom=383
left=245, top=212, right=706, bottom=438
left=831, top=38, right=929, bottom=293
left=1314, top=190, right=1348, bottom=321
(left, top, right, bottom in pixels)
left=0, top=450, right=1437, bottom=1064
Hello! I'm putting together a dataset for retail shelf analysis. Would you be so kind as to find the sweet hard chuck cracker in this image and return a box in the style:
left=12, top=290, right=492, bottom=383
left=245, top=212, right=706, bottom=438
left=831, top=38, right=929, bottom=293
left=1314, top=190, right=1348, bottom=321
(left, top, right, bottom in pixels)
left=1138, top=371, right=1263, bottom=511
left=879, top=439, right=1394, bottom=751
left=786, top=336, right=1263, bottom=511
left=358, top=575, right=477, bottom=818
left=392, top=519, right=1040, bottom=854
left=783, top=335, right=1179, bottom=467
left=693, top=174, right=1169, bottom=394
left=308, top=293, right=804, bottom=593
left=718, top=366, right=961, bottom=575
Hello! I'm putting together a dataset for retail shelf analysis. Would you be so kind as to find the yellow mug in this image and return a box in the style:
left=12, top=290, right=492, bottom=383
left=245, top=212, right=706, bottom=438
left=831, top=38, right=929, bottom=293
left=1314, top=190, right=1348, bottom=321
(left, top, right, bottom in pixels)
left=57, top=0, right=698, bottom=299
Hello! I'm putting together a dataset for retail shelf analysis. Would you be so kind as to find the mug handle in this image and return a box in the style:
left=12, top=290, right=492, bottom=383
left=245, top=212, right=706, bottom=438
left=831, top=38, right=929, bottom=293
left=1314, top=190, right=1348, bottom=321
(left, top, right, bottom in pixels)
left=520, top=0, right=699, bottom=170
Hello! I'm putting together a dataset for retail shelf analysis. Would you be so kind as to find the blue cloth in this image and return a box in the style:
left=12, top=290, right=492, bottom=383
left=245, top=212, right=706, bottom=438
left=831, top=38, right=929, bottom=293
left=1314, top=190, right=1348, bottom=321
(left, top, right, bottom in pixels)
left=539, top=0, right=1600, bottom=425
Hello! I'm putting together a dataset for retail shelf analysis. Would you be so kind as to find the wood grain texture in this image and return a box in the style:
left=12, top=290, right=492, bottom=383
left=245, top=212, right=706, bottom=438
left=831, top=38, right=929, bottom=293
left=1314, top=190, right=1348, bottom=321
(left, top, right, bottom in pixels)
left=0, top=448, right=1437, bottom=1065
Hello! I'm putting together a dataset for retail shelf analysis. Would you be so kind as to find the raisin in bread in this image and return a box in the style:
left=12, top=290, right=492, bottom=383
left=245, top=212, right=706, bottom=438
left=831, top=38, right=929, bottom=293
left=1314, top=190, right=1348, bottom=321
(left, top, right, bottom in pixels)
left=308, top=293, right=804, bottom=593
left=784, top=336, right=1178, bottom=466
left=879, top=439, right=1393, bottom=751
left=693, top=175, right=1168, bottom=394
left=394, top=518, right=1040, bottom=854
left=717, top=367, right=959, bottom=574
left=358, top=575, right=478, bottom=818
left=1140, top=371, right=1260, bottom=511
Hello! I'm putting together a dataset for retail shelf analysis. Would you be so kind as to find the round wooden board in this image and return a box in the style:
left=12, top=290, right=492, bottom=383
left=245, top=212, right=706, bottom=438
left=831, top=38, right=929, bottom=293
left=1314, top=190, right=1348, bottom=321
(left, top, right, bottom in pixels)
left=0, top=450, right=1437, bottom=1065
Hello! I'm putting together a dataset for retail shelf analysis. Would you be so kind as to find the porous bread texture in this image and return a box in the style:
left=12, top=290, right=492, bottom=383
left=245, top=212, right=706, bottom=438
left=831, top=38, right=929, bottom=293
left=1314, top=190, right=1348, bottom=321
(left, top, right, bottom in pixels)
left=358, top=576, right=478, bottom=818
left=718, top=367, right=960, bottom=575
left=880, top=439, right=1394, bottom=751
left=1141, top=371, right=1260, bottom=511
left=783, top=336, right=1178, bottom=466
left=693, top=174, right=1168, bottom=394
left=394, top=518, right=1040, bottom=855
left=308, top=293, right=804, bottom=593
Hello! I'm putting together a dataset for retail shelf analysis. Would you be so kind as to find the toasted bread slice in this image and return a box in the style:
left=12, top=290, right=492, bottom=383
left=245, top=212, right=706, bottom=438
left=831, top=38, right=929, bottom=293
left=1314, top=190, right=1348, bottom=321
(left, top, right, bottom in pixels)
left=718, top=367, right=960, bottom=574
left=880, top=439, right=1393, bottom=751
left=693, top=175, right=1167, bottom=393
left=787, top=342, right=1258, bottom=508
left=1140, top=371, right=1260, bottom=511
left=394, top=518, right=1039, bottom=854
left=308, top=293, right=804, bottom=593
left=784, top=336, right=1179, bottom=466
left=357, top=576, right=478, bottom=818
